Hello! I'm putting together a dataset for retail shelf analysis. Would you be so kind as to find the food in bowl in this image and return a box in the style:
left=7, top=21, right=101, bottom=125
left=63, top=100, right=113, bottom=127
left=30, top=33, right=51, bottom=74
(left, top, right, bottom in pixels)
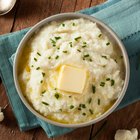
left=18, top=18, right=124, bottom=124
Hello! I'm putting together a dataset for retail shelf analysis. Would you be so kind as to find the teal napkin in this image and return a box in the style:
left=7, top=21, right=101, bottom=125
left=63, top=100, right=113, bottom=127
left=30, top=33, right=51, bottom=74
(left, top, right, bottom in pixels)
left=0, top=0, right=140, bottom=138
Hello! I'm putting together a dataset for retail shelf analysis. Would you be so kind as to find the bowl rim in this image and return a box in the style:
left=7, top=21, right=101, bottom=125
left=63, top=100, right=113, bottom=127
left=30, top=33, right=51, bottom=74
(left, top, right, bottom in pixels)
left=13, top=12, right=130, bottom=128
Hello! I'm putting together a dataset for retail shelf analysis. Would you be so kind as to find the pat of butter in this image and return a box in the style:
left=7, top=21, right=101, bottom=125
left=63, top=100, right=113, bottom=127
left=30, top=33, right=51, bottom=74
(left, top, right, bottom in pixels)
left=57, top=65, right=87, bottom=94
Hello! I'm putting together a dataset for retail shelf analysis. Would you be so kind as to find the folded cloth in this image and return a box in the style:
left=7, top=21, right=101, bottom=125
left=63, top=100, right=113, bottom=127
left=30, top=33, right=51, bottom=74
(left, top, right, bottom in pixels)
left=0, top=0, right=140, bottom=138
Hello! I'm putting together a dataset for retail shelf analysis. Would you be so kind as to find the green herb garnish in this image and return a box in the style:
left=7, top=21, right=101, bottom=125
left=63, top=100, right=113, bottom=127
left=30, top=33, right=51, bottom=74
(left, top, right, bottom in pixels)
left=42, top=72, right=45, bottom=77
left=69, top=42, right=72, bottom=47
left=84, top=54, right=90, bottom=57
left=34, top=58, right=37, bottom=61
left=74, top=36, right=81, bottom=41
left=89, top=59, right=92, bottom=62
left=92, top=85, right=96, bottom=93
left=89, top=109, right=93, bottom=114
left=79, top=104, right=86, bottom=108
left=40, top=80, right=43, bottom=83
left=55, top=55, right=59, bottom=59
left=62, top=23, right=65, bottom=27
left=48, top=56, right=51, bottom=59
left=82, top=113, right=86, bottom=116
left=41, top=90, right=46, bottom=94
left=50, top=38, right=56, bottom=44
left=63, top=50, right=68, bottom=53
left=31, top=65, right=34, bottom=67
left=55, top=36, right=61, bottom=40
left=98, top=34, right=102, bottom=37
left=100, top=82, right=105, bottom=87
left=88, top=98, right=92, bottom=104
left=72, top=23, right=75, bottom=26
left=82, top=45, right=87, bottom=48
left=37, top=52, right=41, bottom=56
left=69, top=96, right=72, bottom=98
left=98, top=99, right=101, bottom=105
left=111, top=79, right=115, bottom=86
left=102, top=56, right=107, bottom=59
left=106, top=42, right=110, bottom=46
left=106, top=78, right=110, bottom=81
left=42, top=101, right=49, bottom=106
left=55, top=93, right=60, bottom=99
left=36, top=67, right=40, bottom=70
left=70, top=105, right=74, bottom=109
left=77, top=49, right=81, bottom=52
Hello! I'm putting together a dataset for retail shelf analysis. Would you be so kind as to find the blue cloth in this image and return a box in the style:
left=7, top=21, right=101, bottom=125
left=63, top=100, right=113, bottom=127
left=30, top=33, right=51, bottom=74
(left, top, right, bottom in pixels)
left=0, top=0, right=140, bottom=138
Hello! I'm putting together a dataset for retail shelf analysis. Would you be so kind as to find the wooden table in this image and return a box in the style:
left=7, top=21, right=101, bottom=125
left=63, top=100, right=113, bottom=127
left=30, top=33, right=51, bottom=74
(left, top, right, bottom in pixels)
left=0, top=0, right=140, bottom=139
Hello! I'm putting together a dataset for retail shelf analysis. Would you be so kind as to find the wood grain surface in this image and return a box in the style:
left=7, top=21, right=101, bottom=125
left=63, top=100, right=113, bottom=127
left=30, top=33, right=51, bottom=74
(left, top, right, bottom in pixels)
left=0, top=0, right=140, bottom=140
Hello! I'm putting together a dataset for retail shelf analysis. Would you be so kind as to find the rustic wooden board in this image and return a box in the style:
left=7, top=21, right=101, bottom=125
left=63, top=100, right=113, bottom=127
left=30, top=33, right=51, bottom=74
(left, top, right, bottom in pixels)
left=0, top=0, right=140, bottom=140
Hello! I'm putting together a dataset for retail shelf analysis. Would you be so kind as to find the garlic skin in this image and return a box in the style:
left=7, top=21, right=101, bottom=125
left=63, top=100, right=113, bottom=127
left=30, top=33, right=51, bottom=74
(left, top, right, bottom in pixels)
left=115, top=128, right=140, bottom=140
left=0, top=107, right=4, bottom=122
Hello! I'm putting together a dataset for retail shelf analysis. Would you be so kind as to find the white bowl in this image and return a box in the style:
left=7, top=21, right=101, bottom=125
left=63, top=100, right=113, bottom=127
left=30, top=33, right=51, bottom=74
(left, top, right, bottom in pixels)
left=13, top=13, right=130, bottom=128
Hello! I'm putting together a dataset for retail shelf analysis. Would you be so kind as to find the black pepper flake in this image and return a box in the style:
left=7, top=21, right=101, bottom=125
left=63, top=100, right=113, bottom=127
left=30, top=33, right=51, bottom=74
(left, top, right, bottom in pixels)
left=106, top=42, right=110, bottom=46
left=69, top=96, right=72, bottom=98
left=89, top=59, right=93, bottom=62
left=79, top=104, right=86, bottom=108
left=36, top=67, right=40, bottom=70
left=111, top=79, right=115, bottom=86
left=55, top=93, right=60, bottom=99
left=84, top=54, right=90, bottom=58
left=92, top=85, right=96, bottom=94
left=100, top=82, right=105, bottom=87
left=78, top=107, right=81, bottom=111
left=70, top=105, right=74, bottom=109
left=48, top=56, right=51, bottom=59
left=77, top=49, right=81, bottom=52
left=98, top=99, right=101, bottom=105
left=74, top=36, right=81, bottom=41
left=89, top=109, right=93, bottom=114
left=40, top=80, right=43, bottom=83
left=42, top=101, right=49, bottom=106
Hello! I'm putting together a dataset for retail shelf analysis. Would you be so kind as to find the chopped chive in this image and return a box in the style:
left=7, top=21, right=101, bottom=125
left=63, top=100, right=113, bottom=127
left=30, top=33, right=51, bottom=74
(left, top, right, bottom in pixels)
left=50, top=38, right=56, bottom=44
left=42, top=101, right=49, bottom=106
left=78, top=107, right=81, bottom=111
left=111, top=79, right=115, bottom=86
left=53, top=44, right=56, bottom=47
left=88, top=98, right=92, bottom=104
left=42, top=72, right=45, bottom=77
left=100, top=82, right=105, bottom=87
left=31, top=65, right=34, bottom=67
left=89, top=59, right=92, bottom=62
left=84, top=54, right=90, bottom=57
left=41, top=90, right=46, bottom=94
left=77, top=49, right=81, bottom=52
left=102, top=56, right=107, bottom=59
left=92, top=85, right=96, bottom=94
left=82, top=45, right=87, bottom=48
left=63, top=50, right=68, bottom=53
left=83, top=42, right=87, bottom=45
left=106, top=78, right=110, bottom=81
left=55, top=93, right=60, bottom=99
left=72, top=22, right=75, bottom=26
left=36, top=67, right=40, bottom=70
left=62, top=23, right=65, bottom=27
left=89, top=109, right=93, bottom=114
left=82, top=113, right=86, bottom=116
left=59, top=109, right=62, bottom=112
left=55, top=55, right=59, bottom=59
left=37, top=52, right=41, bottom=56
left=54, top=88, right=57, bottom=90
left=69, top=42, right=72, bottom=47
left=106, top=42, right=110, bottom=46
left=34, top=58, right=37, bottom=61
left=55, top=36, right=61, bottom=40
left=70, top=105, right=74, bottom=109
left=98, top=99, right=101, bottom=105
left=79, top=104, right=86, bottom=108
left=40, top=80, right=43, bottom=83
left=48, top=56, right=51, bottom=59
left=74, top=36, right=81, bottom=41
left=98, top=34, right=102, bottom=37
left=57, top=47, right=60, bottom=50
